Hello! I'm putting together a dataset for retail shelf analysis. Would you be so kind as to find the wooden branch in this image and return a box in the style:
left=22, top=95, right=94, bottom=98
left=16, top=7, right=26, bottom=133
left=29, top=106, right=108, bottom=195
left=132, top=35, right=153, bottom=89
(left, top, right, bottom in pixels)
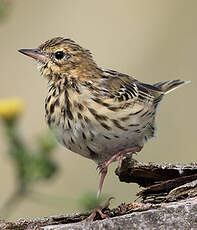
left=1, top=159, right=197, bottom=229
left=115, top=159, right=197, bottom=203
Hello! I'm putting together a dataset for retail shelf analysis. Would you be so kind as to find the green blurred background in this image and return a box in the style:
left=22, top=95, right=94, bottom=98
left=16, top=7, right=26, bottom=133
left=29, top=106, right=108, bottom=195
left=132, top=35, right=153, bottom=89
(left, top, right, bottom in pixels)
left=0, top=0, right=196, bottom=220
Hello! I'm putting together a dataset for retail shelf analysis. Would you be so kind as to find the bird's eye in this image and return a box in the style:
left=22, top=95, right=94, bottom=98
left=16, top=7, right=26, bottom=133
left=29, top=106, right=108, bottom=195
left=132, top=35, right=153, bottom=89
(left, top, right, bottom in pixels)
left=54, top=51, right=64, bottom=60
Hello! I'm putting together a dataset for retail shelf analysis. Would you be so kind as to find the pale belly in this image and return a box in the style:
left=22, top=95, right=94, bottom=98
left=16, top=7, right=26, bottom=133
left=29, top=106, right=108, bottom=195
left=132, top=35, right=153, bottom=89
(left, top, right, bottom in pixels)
left=49, top=107, right=156, bottom=165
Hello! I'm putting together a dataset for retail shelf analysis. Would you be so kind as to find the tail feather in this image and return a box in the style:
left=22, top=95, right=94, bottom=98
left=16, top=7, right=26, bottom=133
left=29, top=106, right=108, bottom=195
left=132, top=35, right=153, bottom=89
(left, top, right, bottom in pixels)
left=153, top=79, right=190, bottom=94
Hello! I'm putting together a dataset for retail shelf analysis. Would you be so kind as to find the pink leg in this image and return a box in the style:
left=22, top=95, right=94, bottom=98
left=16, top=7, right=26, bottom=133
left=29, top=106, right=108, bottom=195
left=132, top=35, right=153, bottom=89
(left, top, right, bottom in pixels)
left=97, top=146, right=142, bottom=197
left=97, top=167, right=107, bottom=197
left=118, top=154, right=124, bottom=170
left=83, top=146, right=142, bottom=222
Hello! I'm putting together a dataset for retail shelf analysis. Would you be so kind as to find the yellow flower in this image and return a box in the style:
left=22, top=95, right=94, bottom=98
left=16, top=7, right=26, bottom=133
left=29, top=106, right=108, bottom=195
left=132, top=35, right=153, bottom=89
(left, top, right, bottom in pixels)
left=0, top=98, right=24, bottom=120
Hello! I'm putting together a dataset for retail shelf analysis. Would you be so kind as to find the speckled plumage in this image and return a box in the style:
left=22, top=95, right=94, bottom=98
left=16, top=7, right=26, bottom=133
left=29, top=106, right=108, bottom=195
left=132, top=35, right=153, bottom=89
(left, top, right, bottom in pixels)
left=19, top=37, right=189, bottom=213
left=44, top=68, right=158, bottom=165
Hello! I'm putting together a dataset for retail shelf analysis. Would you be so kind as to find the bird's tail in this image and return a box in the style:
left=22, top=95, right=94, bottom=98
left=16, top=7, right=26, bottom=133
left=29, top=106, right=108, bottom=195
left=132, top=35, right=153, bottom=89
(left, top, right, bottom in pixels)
left=153, top=79, right=190, bottom=95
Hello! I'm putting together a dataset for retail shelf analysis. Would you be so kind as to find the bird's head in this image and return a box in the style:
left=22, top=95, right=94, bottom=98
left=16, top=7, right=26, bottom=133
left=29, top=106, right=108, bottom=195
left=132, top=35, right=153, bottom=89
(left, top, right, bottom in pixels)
left=18, top=37, right=99, bottom=82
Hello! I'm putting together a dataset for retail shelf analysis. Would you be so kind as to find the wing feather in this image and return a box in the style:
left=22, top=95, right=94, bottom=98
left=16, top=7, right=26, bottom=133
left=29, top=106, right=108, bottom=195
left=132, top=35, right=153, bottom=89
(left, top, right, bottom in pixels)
left=98, top=69, right=160, bottom=105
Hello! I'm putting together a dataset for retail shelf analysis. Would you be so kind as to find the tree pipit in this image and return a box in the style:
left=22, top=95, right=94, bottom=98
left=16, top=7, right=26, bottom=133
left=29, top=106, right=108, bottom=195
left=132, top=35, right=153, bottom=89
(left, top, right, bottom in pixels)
left=18, top=37, right=190, bottom=221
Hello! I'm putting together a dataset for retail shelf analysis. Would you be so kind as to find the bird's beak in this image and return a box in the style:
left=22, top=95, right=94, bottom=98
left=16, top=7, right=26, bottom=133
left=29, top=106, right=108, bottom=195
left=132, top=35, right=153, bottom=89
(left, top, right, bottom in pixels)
left=18, top=49, right=47, bottom=63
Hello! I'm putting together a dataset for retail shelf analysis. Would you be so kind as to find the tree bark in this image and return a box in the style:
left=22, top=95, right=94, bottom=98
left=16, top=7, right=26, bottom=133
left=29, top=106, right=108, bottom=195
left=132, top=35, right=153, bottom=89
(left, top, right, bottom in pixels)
left=116, top=159, right=197, bottom=203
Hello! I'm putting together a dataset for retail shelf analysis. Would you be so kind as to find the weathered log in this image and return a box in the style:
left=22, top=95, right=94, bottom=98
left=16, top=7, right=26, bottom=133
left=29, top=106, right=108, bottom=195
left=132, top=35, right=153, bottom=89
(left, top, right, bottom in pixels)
left=1, top=160, right=197, bottom=229
left=115, top=159, right=197, bottom=203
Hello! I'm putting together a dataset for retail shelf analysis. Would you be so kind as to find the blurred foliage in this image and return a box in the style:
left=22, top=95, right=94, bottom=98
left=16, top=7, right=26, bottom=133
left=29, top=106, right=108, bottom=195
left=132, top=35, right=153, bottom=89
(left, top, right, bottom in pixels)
left=78, top=191, right=108, bottom=211
left=0, top=98, right=58, bottom=218
left=0, top=0, right=11, bottom=21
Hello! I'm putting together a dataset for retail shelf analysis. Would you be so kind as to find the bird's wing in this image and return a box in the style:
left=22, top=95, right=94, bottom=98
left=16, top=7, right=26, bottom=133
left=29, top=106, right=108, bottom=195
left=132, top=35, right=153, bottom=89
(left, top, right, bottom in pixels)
left=96, top=69, right=163, bottom=106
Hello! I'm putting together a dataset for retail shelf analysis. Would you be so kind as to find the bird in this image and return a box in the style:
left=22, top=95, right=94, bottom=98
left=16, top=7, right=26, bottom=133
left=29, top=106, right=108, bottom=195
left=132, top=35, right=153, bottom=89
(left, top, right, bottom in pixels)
left=18, top=37, right=189, bottom=220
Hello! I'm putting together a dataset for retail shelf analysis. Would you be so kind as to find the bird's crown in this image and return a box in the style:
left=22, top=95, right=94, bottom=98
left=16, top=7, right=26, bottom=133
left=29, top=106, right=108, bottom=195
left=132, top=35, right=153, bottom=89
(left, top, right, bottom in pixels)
left=18, top=37, right=98, bottom=81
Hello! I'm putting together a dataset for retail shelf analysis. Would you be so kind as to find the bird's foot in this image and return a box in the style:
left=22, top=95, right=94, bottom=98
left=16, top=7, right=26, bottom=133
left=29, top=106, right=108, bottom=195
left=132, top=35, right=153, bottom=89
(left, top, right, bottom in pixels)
left=117, top=149, right=140, bottom=172
left=83, top=197, right=114, bottom=222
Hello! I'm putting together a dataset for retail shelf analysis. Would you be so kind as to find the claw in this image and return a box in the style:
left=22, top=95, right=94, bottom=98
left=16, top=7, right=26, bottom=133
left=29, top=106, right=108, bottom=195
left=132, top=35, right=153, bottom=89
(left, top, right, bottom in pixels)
left=97, top=163, right=107, bottom=175
left=83, top=197, right=115, bottom=222
left=96, top=164, right=101, bottom=171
